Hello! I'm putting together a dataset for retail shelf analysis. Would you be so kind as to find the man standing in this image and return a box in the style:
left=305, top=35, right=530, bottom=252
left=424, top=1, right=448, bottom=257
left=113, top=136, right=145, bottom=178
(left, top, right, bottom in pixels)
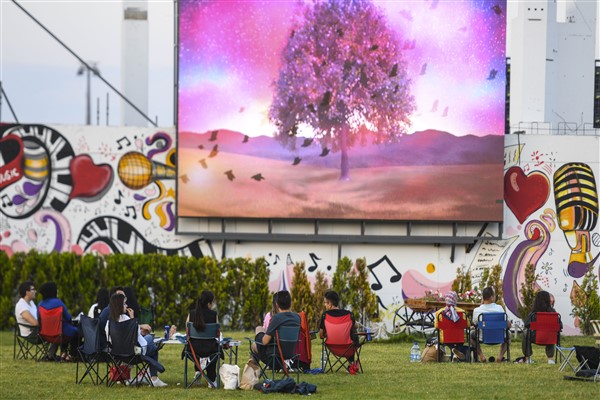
left=15, top=281, right=38, bottom=337
left=470, top=287, right=511, bottom=362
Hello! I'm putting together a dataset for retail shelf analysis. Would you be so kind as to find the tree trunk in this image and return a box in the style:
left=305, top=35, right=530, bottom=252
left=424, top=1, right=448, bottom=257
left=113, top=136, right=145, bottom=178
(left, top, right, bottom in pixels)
left=339, top=124, right=350, bottom=181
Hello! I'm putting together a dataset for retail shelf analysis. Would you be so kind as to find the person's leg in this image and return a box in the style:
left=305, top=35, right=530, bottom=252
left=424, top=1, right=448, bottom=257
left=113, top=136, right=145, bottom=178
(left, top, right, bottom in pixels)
left=498, top=335, right=511, bottom=361
left=470, top=330, right=485, bottom=361
left=143, top=335, right=159, bottom=378
left=521, top=329, right=532, bottom=362
left=545, top=345, right=555, bottom=362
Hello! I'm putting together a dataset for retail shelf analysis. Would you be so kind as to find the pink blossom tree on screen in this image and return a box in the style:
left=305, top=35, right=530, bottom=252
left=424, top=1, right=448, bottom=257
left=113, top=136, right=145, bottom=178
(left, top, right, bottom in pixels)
left=269, top=0, right=415, bottom=181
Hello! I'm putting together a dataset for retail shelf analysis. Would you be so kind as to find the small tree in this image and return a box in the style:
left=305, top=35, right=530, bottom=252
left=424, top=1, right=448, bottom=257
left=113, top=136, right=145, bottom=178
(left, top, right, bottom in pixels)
left=451, top=265, right=472, bottom=294
left=517, top=263, right=538, bottom=322
left=332, top=257, right=353, bottom=309
left=486, top=264, right=504, bottom=308
left=348, top=258, right=378, bottom=326
left=311, top=271, right=329, bottom=330
left=571, top=266, right=600, bottom=335
left=290, top=262, right=314, bottom=324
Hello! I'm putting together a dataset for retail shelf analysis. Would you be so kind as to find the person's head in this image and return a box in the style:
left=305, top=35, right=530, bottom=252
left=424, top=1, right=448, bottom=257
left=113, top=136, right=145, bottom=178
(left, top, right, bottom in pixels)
left=482, top=287, right=495, bottom=303
left=533, top=290, right=552, bottom=312
left=109, top=286, right=125, bottom=297
left=39, top=282, right=57, bottom=299
left=324, top=290, right=340, bottom=310
left=123, top=286, right=139, bottom=314
left=96, top=287, right=110, bottom=309
left=275, top=290, right=292, bottom=311
left=18, top=281, right=36, bottom=300
left=197, top=290, right=214, bottom=310
left=445, top=291, right=458, bottom=307
left=109, top=292, right=126, bottom=322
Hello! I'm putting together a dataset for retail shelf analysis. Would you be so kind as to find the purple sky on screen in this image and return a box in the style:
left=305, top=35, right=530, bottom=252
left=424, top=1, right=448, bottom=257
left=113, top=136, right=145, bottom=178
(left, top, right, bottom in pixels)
left=178, top=0, right=506, bottom=137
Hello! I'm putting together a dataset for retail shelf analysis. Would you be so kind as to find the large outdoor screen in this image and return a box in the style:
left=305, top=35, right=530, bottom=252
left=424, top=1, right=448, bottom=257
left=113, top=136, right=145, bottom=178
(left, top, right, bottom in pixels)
left=177, top=0, right=506, bottom=222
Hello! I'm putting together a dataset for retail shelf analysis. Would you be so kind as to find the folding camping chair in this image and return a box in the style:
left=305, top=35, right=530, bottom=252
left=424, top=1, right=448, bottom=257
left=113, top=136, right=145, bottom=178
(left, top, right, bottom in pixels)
left=13, top=321, right=43, bottom=361
left=183, top=322, right=222, bottom=389
left=249, top=324, right=301, bottom=380
left=322, top=312, right=364, bottom=373
left=139, top=306, right=154, bottom=326
left=38, top=306, right=69, bottom=361
left=436, top=310, right=470, bottom=362
left=76, top=315, right=110, bottom=385
left=106, top=318, right=164, bottom=387
left=473, top=312, right=510, bottom=362
left=527, top=312, right=561, bottom=363
left=563, top=346, right=600, bottom=382
left=591, top=320, right=600, bottom=347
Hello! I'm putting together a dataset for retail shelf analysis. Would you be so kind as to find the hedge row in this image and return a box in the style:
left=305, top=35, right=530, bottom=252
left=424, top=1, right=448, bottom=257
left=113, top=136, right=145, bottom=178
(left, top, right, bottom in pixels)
left=0, top=251, right=270, bottom=331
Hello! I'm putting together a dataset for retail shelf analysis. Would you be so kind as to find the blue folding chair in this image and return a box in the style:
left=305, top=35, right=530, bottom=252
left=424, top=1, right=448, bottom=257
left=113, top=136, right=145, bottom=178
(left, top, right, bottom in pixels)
left=474, top=312, right=510, bottom=362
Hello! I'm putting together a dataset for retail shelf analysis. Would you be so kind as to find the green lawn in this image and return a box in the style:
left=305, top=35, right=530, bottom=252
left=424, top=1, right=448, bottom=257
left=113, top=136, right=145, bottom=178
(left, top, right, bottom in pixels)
left=0, top=331, right=597, bottom=399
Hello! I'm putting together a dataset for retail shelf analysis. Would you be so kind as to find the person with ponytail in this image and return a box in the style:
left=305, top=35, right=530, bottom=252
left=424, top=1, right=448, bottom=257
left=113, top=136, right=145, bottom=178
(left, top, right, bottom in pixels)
left=186, top=290, right=219, bottom=386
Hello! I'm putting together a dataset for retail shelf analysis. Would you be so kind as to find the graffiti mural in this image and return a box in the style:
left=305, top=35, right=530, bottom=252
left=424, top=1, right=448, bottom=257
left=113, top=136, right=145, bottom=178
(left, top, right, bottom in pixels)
left=503, top=134, right=600, bottom=334
left=0, top=124, right=207, bottom=257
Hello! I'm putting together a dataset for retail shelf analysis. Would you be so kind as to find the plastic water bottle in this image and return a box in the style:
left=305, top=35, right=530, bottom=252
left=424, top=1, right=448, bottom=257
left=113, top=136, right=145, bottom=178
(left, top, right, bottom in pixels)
left=321, top=348, right=327, bottom=370
left=410, top=341, right=421, bottom=363
left=164, top=325, right=170, bottom=340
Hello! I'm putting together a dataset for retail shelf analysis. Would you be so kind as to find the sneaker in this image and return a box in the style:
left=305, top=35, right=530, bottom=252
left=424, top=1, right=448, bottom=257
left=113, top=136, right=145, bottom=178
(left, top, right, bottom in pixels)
left=207, top=381, right=217, bottom=389
left=151, top=377, right=168, bottom=387
left=452, top=348, right=465, bottom=361
left=548, top=359, right=556, bottom=365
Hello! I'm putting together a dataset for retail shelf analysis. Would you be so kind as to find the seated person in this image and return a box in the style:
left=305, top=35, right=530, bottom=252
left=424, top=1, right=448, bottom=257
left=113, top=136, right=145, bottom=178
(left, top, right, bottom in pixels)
left=262, top=292, right=279, bottom=330
left=470, top=287, right=511, bottom=362
left=517, top=290, right=561, bottom=364
left=15, top=281, right=38, bottom=337
left=434, top=291, right=468, bottom=361
left=87, top=287, right=109, bottom=319
left=38, top=282, right=79, bottom=361
left=105, top=292, right=167, bottom=387
left=185, top=290, right=219, bottom=387
left=319, top=290, right=360, bottom=363
left=252, top=290, right=300, bottom=364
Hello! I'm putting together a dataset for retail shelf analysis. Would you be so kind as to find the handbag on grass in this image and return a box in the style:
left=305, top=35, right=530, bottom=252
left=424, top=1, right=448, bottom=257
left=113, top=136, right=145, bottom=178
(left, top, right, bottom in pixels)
left=109, top=365, right=130, bottom=382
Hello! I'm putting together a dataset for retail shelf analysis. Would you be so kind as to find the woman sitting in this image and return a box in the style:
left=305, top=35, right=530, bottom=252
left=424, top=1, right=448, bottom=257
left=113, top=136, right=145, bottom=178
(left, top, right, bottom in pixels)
left=434, top=291, right=468, bottom=361
left=517, top=290, right=561, bottom=364
left=38, top=282, right=79, bottom=361
left=105, top=292, right=167, bottom=387
left=87, top=287, right=109, bottom=319
left=186, top=290, right=219, bottom=387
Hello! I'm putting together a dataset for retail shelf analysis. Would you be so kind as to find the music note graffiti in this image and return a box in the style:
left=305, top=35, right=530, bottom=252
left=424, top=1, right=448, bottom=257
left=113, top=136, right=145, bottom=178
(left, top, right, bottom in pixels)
left=125, top=205, right=137, bottom=219
left=563, top=283, right=568, bottom=292
left=117, top=137, right=131, bottom=150
left=367, top=255, right=402, bottom=291
left=1, top=194, right=13, bottom=208
left=114, top=190, right=124, bottom=205
left=307, top=252, right=322, bottom=272
left=273, top=254, right=281, bottom=265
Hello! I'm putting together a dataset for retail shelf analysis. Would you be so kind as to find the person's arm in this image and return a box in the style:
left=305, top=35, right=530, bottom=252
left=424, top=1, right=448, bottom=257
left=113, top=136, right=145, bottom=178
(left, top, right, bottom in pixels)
left=319, top=312, right=326, bottom=339
left=20, top=310, right=38, bottom=326
left=262, top=333, right=272, bottom=346
left=140, top=324, right=152, bottom=335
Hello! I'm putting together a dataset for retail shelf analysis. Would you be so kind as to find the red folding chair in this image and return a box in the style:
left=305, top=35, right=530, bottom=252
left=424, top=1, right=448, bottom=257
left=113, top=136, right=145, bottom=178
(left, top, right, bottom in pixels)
left=322, top=312, right=363, bottom=373
left=436, top=311, right=470, bottom=362
left=38, top=306, right=70, bottom=361
left=528, top=312, right=561, bottom=348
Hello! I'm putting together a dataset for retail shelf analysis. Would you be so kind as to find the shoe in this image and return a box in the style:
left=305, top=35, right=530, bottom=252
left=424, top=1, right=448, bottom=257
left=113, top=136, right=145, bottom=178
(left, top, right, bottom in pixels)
left=548, top=359, right=556, bottom=365
left=151, top=377, right=168, bottom=387
left=452, top=348, right=465, bottom=361
left=207, top=381, right=217, bottom=389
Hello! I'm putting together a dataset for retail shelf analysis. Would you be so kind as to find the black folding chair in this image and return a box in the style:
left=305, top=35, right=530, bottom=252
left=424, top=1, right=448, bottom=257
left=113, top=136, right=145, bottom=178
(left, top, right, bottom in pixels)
left=76, top=315, right=110, bottom=385
left=249, top=325, right=300, bottom=381
left=13, top=321, right=43, bottom=361
left=183, top=322, right=222, bottom=389
left=106, top=318, right=164, bottom=387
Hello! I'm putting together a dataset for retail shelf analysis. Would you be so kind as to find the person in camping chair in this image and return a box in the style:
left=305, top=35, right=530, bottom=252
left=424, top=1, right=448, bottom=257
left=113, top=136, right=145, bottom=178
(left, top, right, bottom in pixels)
left=318, top=290, right=360, bottom=362
left=434, top=291, right=468, bottom=361
left=252, top=290, right=300, bottom=363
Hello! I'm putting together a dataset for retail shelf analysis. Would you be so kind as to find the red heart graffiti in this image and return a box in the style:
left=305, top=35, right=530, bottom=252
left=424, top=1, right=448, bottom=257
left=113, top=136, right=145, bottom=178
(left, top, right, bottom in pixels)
left=0, top=134, right=24, bottom=190
left=69, top=155, right=114, bottom=200
left=504, top=166, right=550, bottom=224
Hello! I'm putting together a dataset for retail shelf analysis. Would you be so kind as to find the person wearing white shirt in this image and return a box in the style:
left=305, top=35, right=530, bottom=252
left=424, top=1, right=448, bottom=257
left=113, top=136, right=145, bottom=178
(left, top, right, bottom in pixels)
left=105, top=292, right=167, bottom=387
left=470, top=287, right=511, bottom=362
left=15, top=281, right=38, bottom=337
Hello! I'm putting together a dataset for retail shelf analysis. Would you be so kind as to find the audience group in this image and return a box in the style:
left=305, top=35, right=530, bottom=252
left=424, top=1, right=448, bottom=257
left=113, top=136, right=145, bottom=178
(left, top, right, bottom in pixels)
left=14, top=279, right=564, bottom=388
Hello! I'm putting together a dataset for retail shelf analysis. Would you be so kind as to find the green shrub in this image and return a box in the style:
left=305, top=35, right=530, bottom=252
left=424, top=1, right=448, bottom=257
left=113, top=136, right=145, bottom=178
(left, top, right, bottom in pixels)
left=571, top=266, right=600, bottom=335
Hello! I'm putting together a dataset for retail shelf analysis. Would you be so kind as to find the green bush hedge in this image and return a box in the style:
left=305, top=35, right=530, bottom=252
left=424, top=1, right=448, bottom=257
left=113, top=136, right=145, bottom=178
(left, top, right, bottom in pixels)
left=0, top=250, right=270, bottom=331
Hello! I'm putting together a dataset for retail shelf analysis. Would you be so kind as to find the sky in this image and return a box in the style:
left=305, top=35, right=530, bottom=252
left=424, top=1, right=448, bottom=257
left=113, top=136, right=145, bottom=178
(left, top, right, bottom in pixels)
left=179, top=0, right=507, bottom=137
left=0, top=0, right=175, bottom=127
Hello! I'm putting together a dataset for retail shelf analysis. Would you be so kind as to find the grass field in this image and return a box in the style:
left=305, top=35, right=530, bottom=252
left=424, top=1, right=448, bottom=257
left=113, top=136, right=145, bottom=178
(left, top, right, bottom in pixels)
left=0, top=331, right=597, bottom=399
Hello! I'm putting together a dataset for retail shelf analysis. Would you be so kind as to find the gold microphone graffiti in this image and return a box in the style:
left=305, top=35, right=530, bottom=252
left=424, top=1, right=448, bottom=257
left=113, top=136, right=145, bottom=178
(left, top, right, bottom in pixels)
left=553, top=163, right=598, bottom=264
left=117, top=152, right=176, bottom=190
